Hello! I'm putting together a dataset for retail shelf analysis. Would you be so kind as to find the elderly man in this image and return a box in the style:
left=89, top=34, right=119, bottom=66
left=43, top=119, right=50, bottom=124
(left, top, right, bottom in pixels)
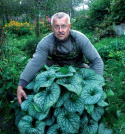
left=17, top=12, right=104, bottom=104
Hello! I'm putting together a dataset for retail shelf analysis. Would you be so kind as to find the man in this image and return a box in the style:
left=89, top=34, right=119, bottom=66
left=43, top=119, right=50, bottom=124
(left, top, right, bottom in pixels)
left=17, top=12, right=104, bottom=105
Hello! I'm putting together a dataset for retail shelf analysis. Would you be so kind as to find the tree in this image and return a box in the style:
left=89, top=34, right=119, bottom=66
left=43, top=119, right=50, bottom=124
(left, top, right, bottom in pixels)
left=87, top=0, right=111, bottom=28
left=111, top=0, right=125, bottom=24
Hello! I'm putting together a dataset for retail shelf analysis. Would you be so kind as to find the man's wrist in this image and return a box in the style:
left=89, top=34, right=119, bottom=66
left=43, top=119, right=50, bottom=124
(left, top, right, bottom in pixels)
left=18, top=79, right=28, bottom=88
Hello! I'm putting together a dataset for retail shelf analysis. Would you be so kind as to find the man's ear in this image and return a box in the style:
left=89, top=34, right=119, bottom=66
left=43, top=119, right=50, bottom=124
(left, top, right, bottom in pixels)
left=69, top=23, right=71, bottom=29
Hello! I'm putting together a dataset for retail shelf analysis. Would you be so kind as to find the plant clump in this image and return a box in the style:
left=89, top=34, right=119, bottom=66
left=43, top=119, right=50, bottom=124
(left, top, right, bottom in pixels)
left=15, top=65, right=113, bottom=134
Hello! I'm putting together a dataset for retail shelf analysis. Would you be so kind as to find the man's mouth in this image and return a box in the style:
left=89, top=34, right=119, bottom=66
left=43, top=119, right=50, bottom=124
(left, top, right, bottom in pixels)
left=58, top=33, right=65, bottom=36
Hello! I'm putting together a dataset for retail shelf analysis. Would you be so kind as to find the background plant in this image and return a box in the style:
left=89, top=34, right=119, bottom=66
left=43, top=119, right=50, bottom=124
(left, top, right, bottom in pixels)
left=3, top=21, right=32, bottom=36
left=85, top=0, right=111, bottom=30
left=93, top=36, right=125, bottom=133
left=110, top=0, right=125, bottom=24
left=33, top=16, right=51, bottom=34
left=0, top=34, right=30, bottom=133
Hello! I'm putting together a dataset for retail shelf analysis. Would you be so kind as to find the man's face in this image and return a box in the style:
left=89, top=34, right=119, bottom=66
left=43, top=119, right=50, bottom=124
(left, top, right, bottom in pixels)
left=51, top=16, right=71, bottom=41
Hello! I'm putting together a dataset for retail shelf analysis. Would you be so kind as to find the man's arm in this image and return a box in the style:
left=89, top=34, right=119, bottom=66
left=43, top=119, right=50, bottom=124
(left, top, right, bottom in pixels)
left=72, top=30, right=104, bottom=75
left=81, top=40, right=104, bottom=75
left=17, top=36, right=52, bottom=104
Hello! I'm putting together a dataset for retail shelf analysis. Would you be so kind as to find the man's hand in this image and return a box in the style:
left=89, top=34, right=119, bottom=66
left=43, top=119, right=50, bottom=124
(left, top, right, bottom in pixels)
left=17, top=86, right=28, bottom=105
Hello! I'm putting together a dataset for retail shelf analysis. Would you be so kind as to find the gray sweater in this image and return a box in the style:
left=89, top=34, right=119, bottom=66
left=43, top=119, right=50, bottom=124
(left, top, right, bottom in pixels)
left=18, top=30, right=104, bottom=88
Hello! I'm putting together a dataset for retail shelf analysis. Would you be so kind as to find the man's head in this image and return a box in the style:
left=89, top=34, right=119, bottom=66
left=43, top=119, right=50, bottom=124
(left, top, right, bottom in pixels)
left=51, top=12, right=71, bottom=41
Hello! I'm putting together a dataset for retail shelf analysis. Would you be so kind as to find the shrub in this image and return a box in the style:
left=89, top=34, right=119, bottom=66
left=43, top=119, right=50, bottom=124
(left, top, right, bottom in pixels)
left=73, top=11, right=93, bottom=32
left=87, top=0, right=111, bottom=29
left=111, top=0, right=125, bottom=24
left=21, top=37, right=40, bottom=57
left=15, top=65, right=112, bottom=134
left=96, top=38, right=125, bottom=60
left=33, top=16, right=51, bottom=34
left=95, top=15, right=116, bottom=39
left=3, top=21, right=32, bottom=36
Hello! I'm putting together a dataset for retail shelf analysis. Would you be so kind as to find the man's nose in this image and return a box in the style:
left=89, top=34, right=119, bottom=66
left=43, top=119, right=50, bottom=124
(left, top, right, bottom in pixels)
left=58, top=26, right=63, bottom=31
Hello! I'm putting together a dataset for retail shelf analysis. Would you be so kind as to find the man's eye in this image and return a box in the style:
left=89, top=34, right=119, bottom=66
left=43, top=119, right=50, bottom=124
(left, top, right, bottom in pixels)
left=62, top=25, right=66, bottom=28
left=55, top=26, right=59, bottom=29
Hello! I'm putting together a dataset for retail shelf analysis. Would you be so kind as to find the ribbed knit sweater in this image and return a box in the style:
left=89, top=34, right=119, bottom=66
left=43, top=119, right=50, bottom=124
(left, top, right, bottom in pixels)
left=18, top=30, right=104, bottom=88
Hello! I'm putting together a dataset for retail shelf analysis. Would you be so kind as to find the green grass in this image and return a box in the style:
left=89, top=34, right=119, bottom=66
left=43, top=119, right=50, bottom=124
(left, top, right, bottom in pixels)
left=0, top=32, right=125, bottom=133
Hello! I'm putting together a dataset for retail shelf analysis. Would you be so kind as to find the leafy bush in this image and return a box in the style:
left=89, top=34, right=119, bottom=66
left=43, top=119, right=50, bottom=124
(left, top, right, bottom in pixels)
left=111, top=0, right=125, bottom=24
left=21, top=37, right=40, bottom=57
left=15, top=65, right=112, bottom=134
left=0, top=34, right=29, bottom=97
left=97, top=40, right=125, bottom=60
left=95, top=15, right=116, bottom=39
left=87, top=0, right=111, bottom=29
left=73, top=11, right=93, bottom=32
left=74, top=0, right=111, bottom=32
left=33, top=16, right=51, bottom=34
left=3, top=21, right=32, bottom=36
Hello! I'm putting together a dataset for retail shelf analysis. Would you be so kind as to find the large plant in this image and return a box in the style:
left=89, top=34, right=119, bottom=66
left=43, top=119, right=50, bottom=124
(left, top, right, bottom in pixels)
left=15, top=65, right=112, bottom=134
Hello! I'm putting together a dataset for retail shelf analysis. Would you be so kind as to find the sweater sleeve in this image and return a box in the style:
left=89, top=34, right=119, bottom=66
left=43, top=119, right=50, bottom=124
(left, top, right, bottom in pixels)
left=72, top=30, right=104, bottom=75
left=82, top=40, right=104, bottom=75
left=18, top=35, right=54, bottom=87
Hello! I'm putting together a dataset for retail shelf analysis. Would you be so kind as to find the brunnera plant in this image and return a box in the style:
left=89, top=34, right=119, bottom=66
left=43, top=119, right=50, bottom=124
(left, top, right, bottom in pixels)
left=15, top=65, right=113, bottom=134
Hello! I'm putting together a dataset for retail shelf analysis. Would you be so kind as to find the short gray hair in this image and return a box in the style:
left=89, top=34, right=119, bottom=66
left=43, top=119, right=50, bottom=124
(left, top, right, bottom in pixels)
left=51, top=12, right=70, bottom=25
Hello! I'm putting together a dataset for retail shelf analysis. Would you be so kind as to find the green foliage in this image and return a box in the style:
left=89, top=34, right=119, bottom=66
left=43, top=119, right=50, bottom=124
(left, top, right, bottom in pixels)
left=18, top=115, right=45, bottom=134
left=87, top=0, right=111, bottom=29
left=0, top=35, right=29, bottom=95
left=39, top=17, right=51, bottom=34
left=21, top=37, right=40, bottom=57
left=111, top=0, right=125, bottom=23
left=74, top=0, right=112, bottom=33
left=93, top=36, right=125, bottom=133
left=73, top=11, right=92, bottom=32
left=95, top=37, right=125, bottom=60
left=15, top=65, right=112, bottom=134
left=95, top=16, right=116, bottom=39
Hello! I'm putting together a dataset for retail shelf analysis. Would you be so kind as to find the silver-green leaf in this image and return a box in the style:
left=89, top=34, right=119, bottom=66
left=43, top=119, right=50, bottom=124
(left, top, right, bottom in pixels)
left=18, top=115, right=33, bottom=134
left=47, top=124, right=67, bottom=134
left=56, top=75, right=82, bottom=95
left=55, top=72, right=73, bottom=78
left=54, top=107, right=67, bottom=118
left=81, top=85, right=103, bottom=105
left=64, top=93, right=84, bottom=114
left=57, top=112, right=80, bottom=133
left=78, top=68, right=105, bottom=86
left=80, top=119, right=98, bottom=134
left=21, top=95, right=34, bottom=112
left=55, top=91, right=70, bottom=108
left=91, top=106, right=104, bottom=122
left=26, top=80, right=35, bottom=90
left=28, top=103, right=49, bottom=121
left=33, top=83, right=60, bottom=112
left=85, top=104, right=94, bottom=115
left=34, top=69, right=56, bottom=93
